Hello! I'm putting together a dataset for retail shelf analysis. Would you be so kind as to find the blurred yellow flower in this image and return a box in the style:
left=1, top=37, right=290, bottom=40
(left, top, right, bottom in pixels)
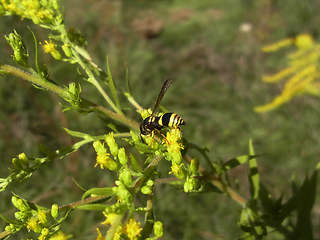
left=256, top=34, right=320, bottom=112
left=295, top=34, right=314, bottom=49
left=262, top=38, right=294, bottom=52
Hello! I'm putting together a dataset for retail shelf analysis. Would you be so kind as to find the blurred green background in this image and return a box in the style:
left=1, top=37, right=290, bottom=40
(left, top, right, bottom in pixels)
left=1, top=0, right=320, bottom=239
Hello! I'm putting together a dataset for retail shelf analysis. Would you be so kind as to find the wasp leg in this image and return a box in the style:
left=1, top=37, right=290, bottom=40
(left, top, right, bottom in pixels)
left=154, top=128, right=170, bottom=145
left=148, top=131, right=155, bottom=148
left=140, top=133, right=145, bottom=143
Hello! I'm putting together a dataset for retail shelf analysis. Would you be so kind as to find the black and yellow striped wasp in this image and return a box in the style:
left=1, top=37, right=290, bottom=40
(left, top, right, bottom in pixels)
left=140, top=79, right=185, bottom=143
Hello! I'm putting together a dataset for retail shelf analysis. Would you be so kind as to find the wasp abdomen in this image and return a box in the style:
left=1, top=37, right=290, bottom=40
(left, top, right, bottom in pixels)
left=158, top=113, right=185, bottom=127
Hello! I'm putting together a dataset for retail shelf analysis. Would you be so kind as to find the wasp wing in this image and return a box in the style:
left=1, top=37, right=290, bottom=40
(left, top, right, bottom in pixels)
left=151, top=79, right=172, bottom=116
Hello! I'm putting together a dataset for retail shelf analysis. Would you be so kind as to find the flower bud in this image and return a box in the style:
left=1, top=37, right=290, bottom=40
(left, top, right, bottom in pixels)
left=141, top=186, right=152, bottom=195
left=118, top=148, right=127, bottom=166
left=183, top=177, right=200, bottom=192
left=113, top=184, right=132, bottom=203
left=184, top=180, right=194, bottom=192
left=12, top=196, right=28, bottom=211
left=18, top=153, right=29, bottom=167
left=5, top=30, right=29, bottom=68
left=154, top=221, right=163, bottom=237
left=170, top=163, right=186, bottom=180
left=62, top=43, right=72, bottom=57
left=105, top=132, right=119, bottom=157
left=12, top=157, right=22, bottom=169
left=189, top=158, right=199, bottom=174
left=130, top=131, right=140, bottom=143
left=141, top=180, right=154, bottom=195
left=93, top=140, right=106, bottom=155
left=119, top=168, right=132, bottom=186
left=51, top=204, right=59, bottom=219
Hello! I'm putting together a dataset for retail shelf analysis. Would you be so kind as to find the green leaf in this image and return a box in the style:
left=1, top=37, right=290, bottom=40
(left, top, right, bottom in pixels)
left=28, top=27, right=41, bottom=75
left=82, top=187, right=114, bottom=200
left=238, top=207, right=267, bottom=239
left=295, top=171, right=317, bottom=239
left=248, top=139, right=259, bottom=200
left=129, top=153, right=142, bottom=173
left=76, top=204, right=107, bottom=211
left=106, top=56, right=121, bottom=111
left=222, top=154, right=261, bottom=172
left=49, top=209, right=72, bottom=232
left=259, top=183, right=276, bottom=214
left=125, top=65, right=131, bottom=94
left=63, top=128, right=95, bottom=139
left=0, top=213, right=18, bottom=224
left=280, top=170, right=318, bottom=229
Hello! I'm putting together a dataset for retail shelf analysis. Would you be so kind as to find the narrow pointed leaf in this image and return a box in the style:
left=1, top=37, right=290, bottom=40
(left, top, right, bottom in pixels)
left=106, top=56, right=121, bottom=111
left=222, top=154, right=261, bottom=172
left=248, top=139, right=259, bottom=200
left=76, top=204, right=107, bottom=211
left=82, top=187, right=114, bottom=200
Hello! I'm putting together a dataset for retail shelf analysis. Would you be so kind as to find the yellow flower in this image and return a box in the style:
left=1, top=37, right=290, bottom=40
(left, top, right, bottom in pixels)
left=262, top=38, right=293, bottom=52
left=295, top=34, right=314, bottom=49
left=38, top=228, right=49, bottom=240
left=256, top=34, right=320, bottom=112
left=42, top=40, right=55, bottom=52
left=95, top=152, right=119, bottom=171
left=139, top=108, right=152, bottom=119
left=26, top=217, right=41, bottom=233
left=101, top=212, right=118, bottom=226
left=124, top=218, right=142, bottom=240
left=262, top=66, right=295, bottom=83
left=1, top=0, right=57, bottom=24
left=49, top=231, right=70, bottom=240
left=41, top=40, right=61, bottom=60
left=95, top=152, right=111, bottom=169
left=38, top=209, right=47, bottom=225
left=96, top=228, right=104, bottom=240
left=166, top=128, right=184, bottom=164
left=169, top=163, right=186, bottom=179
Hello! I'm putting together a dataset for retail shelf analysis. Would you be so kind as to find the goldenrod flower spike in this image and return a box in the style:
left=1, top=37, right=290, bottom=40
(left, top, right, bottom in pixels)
left=261, top=38, right=293, bottom=52
left=295, top=34, right=314, bottom=49
left=256, top=34, right=320, bottom=112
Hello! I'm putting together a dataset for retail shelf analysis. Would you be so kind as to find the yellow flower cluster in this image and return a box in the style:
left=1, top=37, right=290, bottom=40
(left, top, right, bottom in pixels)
left=93, top=137, right=119, bottom=171
left=0, top=0, right=60, bottom=25
left=255, top=34, right=320, bottom=112
left=166, top=128, right=184, bottom=164
left=97, top=214, right=142, bottom=240
left=124, top=218, right=142, bottom=240
left=48, top=231, right=70, bottom=240
left=26, top=209, right=47, bottom=233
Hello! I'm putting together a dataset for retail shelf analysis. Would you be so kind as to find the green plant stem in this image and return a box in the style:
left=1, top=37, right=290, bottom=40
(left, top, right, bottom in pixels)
left=92, top=103, right=140, bottom=130
left=125, top=92, right=143, bottom=112
left=0, top=64, right=139, bottom=131
left=0, top=231, right=9, bottom=239
left=133, top=156, right=162, bottom=193
left=71, top=46, right=121, bottom=114
left=0, top=64, right=67, bottom=97
left=106, top=213, right=124, bottom=240
left=59, top=195, right=110, bottom=211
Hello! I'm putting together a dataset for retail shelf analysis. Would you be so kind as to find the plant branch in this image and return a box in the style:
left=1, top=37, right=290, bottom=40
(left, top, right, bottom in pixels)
left=0, top=64, right=67, bottom=97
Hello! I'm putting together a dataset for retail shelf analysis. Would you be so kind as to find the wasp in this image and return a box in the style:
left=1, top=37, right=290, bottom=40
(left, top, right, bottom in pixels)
left=140, top=79, right=185, bottom=143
